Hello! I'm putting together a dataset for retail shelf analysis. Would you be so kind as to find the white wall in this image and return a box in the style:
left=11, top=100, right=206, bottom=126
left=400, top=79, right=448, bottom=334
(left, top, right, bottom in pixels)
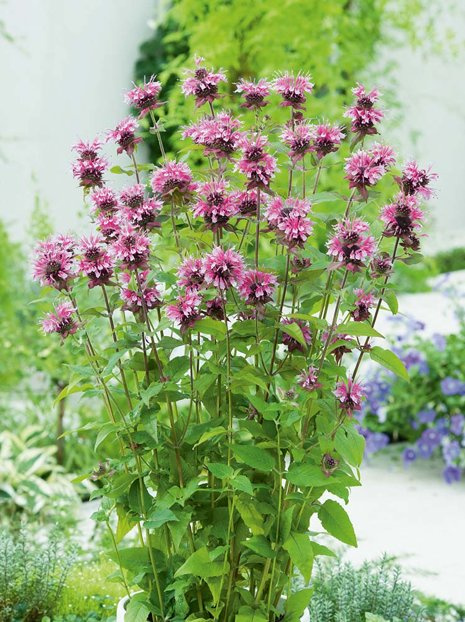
left=0, top=0, right=154, bottom=240
left=1, top=1, right=464, bottom=254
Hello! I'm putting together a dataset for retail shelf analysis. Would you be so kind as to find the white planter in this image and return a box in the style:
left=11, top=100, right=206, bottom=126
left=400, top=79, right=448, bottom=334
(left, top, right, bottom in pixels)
left=116, top=594, right=309, bottom=621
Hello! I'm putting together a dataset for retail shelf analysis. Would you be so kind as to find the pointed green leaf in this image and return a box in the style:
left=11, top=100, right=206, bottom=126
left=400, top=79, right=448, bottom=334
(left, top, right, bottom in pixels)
left=283, top=532, right=314, bottom=582
left=318, top=499, right=357, bottom=546
left=369, top=346, right=409, bottom=381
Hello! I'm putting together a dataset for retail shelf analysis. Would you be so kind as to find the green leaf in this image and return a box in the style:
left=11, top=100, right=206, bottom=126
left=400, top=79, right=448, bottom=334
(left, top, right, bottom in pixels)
left=318, top=499, right=357, bottom=547
left=334, top=425, right=365, bottom=467
left=194, top=318, right=226, bottom=338
left=280, top=321, right=308, bottom=346
left=383, top=290, right=398, bottom=315
left=110, top=165, right=134, bottom=176
left=283, top=533, right=314, bottom=582
left=243, top=535, right=276, bottom=558
left=311, top=542, right=336, bottom=558
left=116, top=504, right=134, bottom=543
left=207, top=462, right=234, bottom=479
left=365, top=615, right=389, bottom=622
left=174, top=546, right=225, bottom=578
left=125, top=599, right=150, bottom=622
left=286, top=462, right=335, bottom=487
left=236, top=498, right=265, bottom=535
left=283, top=588, right=313, bottom=622
left=144, top=508, right=179, bottom=529
left=369, top=346, right=409, bottom=381
left=338, top=322, right=384, bottom=338
left=232, top=445, right=274, bottom=472
left=195, top=426, right=227, bottom=447
left=231, top=474, right=254, bottom=496
left=236, top=607, right=268, bottom=622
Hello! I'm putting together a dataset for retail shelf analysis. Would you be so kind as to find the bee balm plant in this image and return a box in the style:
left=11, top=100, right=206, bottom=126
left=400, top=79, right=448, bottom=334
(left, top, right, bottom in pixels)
left=33, top=58, right=436, bottom=622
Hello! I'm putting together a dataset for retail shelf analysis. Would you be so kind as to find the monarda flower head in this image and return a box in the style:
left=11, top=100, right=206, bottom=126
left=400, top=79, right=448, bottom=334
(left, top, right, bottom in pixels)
left=381, top=193, right=424, bottom=251
left=151, top=160, right=197, bottom=201
left=205, top=297, right=225, bottom=320
left=120, top=184, right=145, bottom=208
left=96, top=213, right=121, bottom=243
left=120, top=270, right=162, bottom=314
left=42, top=302, right=78, bottom=340
left=236, top=135, right=277, bottom=189
left=281, top=122, right=313, bottom=163
left=234, top=190, right=259, bottom=217
left=91, top=187, right=119, bottom=214
left=370, top=253, right=393, bottom=278
left=273, top=72, right=314, bottom=110
left=181, top=56, right=226, bottom=108
left=323, top=331, right=353, bottom=364
left=203, top=247, right=245, bottom=290
left=238, top=270, right=277, bottom=306
left=72, top=157, right=107, bottom=189
left=183, top=112, right=242, bottom=159
left=277, top=214, right=314, bottom=249
left=351, top=288, right=375, bottom=322
left=177, top=257, right=205, bottom=290
left=79, top=234, right=114, bottom=288
left=192, top=180, right=239, bottom=231
left=123, top=198, right=162, bottom=231
left=166, top=290, right=202, bottom=331
left=371, top=143, right=396, bottom=168
left=344, top=83, right=383, bottom=138
left=345, top=150, right=385, bottom=199
left=327, top=218, right=376, bottom=272
left=265, top=196, right=311, bottom=228
left=235, top=78, right=271, bottom=109
left=111, top=225, right=150, bottom=270
left=125, top=76, right=162, bottom=118
left=298, top=367, right=322, bottom=392
left=32, top=235, right=76, bottom=290
left=107, top=116, right=141, bottom=156
left=396, top=160, right=437, bottom=199
left=311, top=124, right=345, bottom=160
left=282, top=318, right=312, bottom=352
left=72, top=138, right=102, bottom=161
left=334, top=379, right=365, bottom=416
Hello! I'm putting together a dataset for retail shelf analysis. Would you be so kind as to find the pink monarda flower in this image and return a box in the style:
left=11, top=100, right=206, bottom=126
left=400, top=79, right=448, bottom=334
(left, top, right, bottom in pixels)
left=323, top=331, right=353, bottom=364
left=327, top=218, right=376, bottom=272
left=282, top=318, right=312, bottom=353
left=205, top=297, right=225, bottom=320
left=344, top=83, right=383, bottom=137
left=273, top=72, right=314, bottom=109
left=397, top=160, right=437, bottom=199
left=235, top=78, right=271, bottom=109
left=72, top=157, right=107, bottom=189
left=181, top=56, right=226, bottom=108
left=371, top=143, right=396, bottom=168
left=32, top=235, right=76, bottom=290
left=277, top=214, right=314, bottom=249
left=91, top=187, right=119, bottom=214
left=265, top=196, right=310, bottom=227
left=166, top=290, right=202, bottom=332
left=111, top=225, right=150, bottom=270
left=345, top=150, right=385, bottom=199
left=183, top=112, right=242, bottom=159
left=120, top=270, right=162, bottom=314
left=236, top=135, right=277, bottom=189
left=107, top=117, right=142, bottom=156
left=177, top=257, right=205, bottom=290
left=234, top=190, right=259, bottom=217
left=123, top=198, right=162, bottom=231
left=381, top=193, right=424, bottom=251
left=334, top=379, right=365, bottom=416
left=120, top=184, right=145, bottom=208
left=125, top=76, right=162, bottom=118
left=238, top=270, right=277, bottom=306
left=203, top=247, right=245, bottom=290
left=42, top=302, right=78, bottom=340
left=281, top=122, right=313, bottom=163
left=96, top=213, right=121, bottom=243
left=79, top=234, right=114, bottom=288
left=193, top=180, right=239, bottom=231
left=352, top=288, right=375, bottom=322
left=299, top=367, right=322, bottom=391
left=72, top=138, right=102, bottom=161
left=151, top=160, right=197, bottom=199
left=312, top=124, right=345, bottom=160
left=370, top=253, right=393, bottom=279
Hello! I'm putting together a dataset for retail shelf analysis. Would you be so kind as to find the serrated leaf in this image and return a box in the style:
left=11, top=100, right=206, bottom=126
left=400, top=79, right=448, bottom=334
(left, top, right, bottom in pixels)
left=144, top=508, right=179, bottom=529
left=338, top=322, right=384, bottom=338
left=125, top=598, right=150, bottom=622
left=383, top=290, right=398, bottom=315
left=318, top=499, right=357, bottom=546
left=286, top=462, right=336, bottom=487
left=370, top=346, right=409, bottom=381
left=236, top=498, right=265, bottom=536
left=334, top=425, right=365, bottom=467
left=174, top=546, right=225, bottom=578
left=232, top=445, right=274, bottom=472
left=283, top=588, right=313, bottom=622
left=283, top=532, right=314, bottom=582
left=243, top=535, right=276, bottom=558
left=207, top=462, right=234, bottom=479
left=194, top=318, right=226, bottom=338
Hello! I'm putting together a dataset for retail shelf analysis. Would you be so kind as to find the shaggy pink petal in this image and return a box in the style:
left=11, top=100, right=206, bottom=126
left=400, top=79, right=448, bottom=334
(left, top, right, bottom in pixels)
left=125, top=76, right=162, bottom=117
left=42, top=302, right=78, bottom=339
left=273, top=72, right=314, bottom=109
left=334, top=379, right=365, bottom=415
left=151, top=161, right=197, bottom=197
left=238, top=270, right=277, bottom=305
left=203, top=247, right=245, bottom=290
left=235, top=78, right=271, bottom=109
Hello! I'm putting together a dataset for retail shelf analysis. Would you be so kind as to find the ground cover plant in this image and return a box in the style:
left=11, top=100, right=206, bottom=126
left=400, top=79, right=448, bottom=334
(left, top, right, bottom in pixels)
left=32, top=60, right=435, bottom=621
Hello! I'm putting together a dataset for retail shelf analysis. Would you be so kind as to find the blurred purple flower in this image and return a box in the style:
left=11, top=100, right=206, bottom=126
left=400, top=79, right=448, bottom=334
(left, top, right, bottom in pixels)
left=450, top=414, right=465, bottom=436
left=402, top=349, right=429, bottom=374
left=443, top=465, right=461, bottom=484
left=431, top=333, right=446, bottom=352
left=403, top=447, right=417, bottom=466
left=442, top=440, right=461, bottom=465
left=440, top=377, right=465, bottom=396
left=417, top=409, right=436, bottom=424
